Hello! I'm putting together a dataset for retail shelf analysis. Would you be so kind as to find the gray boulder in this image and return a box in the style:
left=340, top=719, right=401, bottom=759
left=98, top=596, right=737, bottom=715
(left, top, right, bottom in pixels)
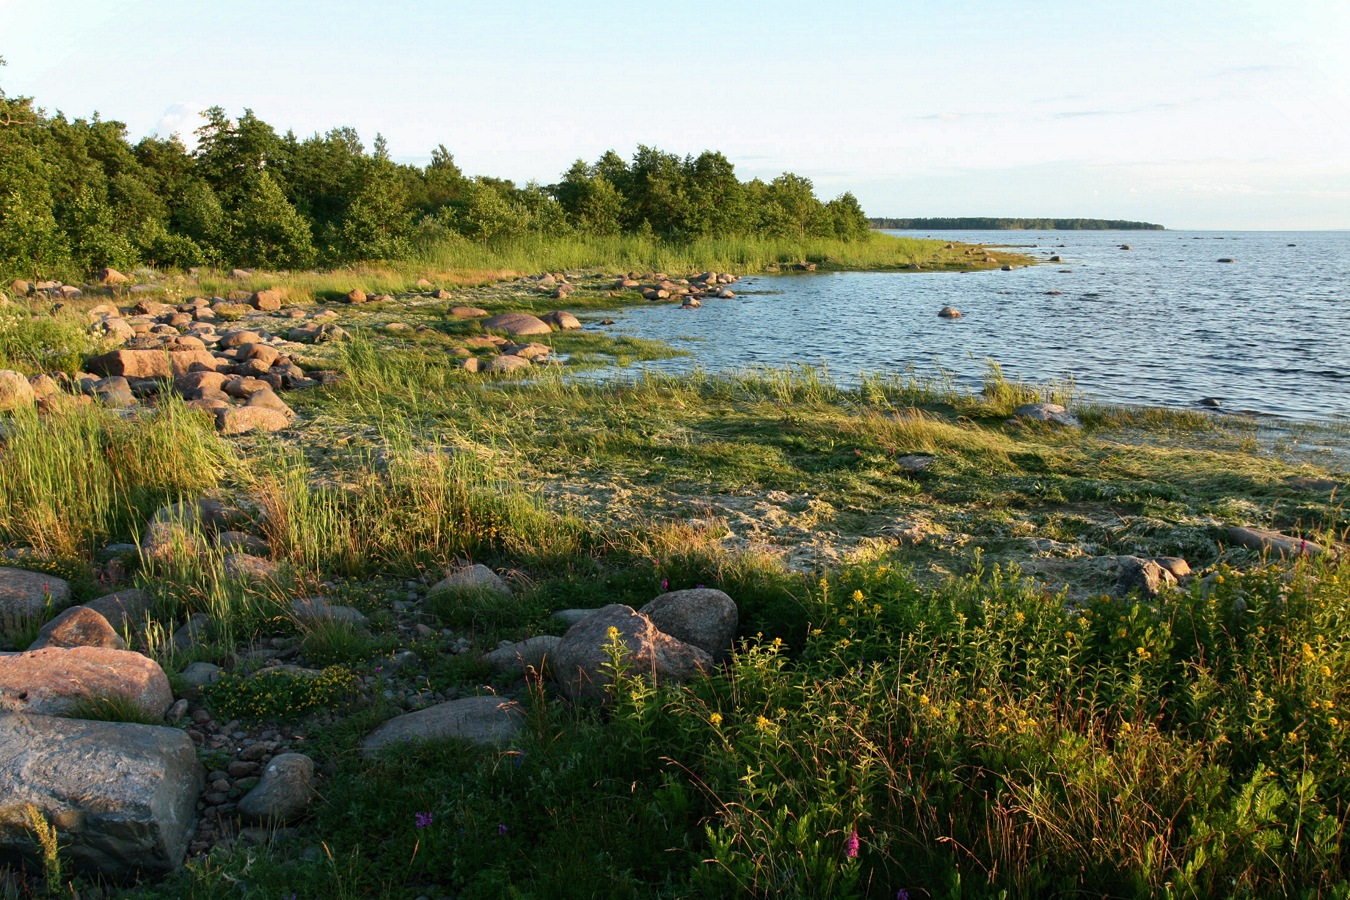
left=222, top=553, right=281, bottom=583
left=482, top=313, right=552, bottom=336
left=1013, top=402, right=1082, bottom=428
left=639, top=588, right=738, bottom=663
left=215, top=406, right=290, bottom=434
left=0, top=567, right=71, bottom=618
left=362, top=695, right=526, bottom=755
left=292, top=597, right=368, bottom=627
left=1116, top=555, right=1177, bottom=599
left=483, top=635, right=562, bottom=675
left=236, top=752, right=316, bottom=824
left=0, top=713, right=203, bottom=879
left=484, top=354, right=532, bottom=374
left=541, top=310, right=582, bottom=330
left=0, top=646, right=173, bottom=718
left=432, top=564, right=511, bottom=597
left=551, top=604, right=713, bottom=702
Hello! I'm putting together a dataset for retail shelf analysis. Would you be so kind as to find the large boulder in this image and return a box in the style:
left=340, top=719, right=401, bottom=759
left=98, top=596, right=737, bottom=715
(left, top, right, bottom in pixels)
left=27, top=605, right=126, bottom=651
left=236, top=752, right=316, bottom=824
left=638, top=588, right=738, bottom=663
left=1115, top=555, right=1177, bottom=599
left=85, top=349, right=219, bottom=380
left=481, top=313, right=552, bottom=336
left=0, top=646, right=173, bottom=719
left=551, top=604, right=713, bottom=702
left=250, top=289, right=283, bottom=311
left=0, top=713, right=202, bottom=879
left=362, top=695, right=526, bottom=755
left=0, top=568, right=72, bottom=619
left=0, top=370, right=36, bottom=412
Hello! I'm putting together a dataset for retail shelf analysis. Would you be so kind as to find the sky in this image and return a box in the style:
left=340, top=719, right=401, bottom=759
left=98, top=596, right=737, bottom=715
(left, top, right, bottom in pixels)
left=2, top=0, right=1348, bottom=230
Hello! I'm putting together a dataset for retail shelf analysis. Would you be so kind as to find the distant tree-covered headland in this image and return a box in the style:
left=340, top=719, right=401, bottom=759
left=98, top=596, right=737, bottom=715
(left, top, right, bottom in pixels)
left=0, top=65, right=871, bottom=277
left=870, top=217, right=1165, bottom=231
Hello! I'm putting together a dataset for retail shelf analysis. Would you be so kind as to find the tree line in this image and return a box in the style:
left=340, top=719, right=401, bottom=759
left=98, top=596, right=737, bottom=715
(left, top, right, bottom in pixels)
left=0, top=66, right=871, bottom=277
left=870, top=217, right=1164, bottom=231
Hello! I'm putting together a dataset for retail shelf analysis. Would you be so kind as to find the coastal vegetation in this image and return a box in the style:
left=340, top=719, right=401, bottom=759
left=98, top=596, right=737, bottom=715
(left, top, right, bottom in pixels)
left=870, top=217, right=1165, bottom=231
left=1, top=262, right=1348, bottom=898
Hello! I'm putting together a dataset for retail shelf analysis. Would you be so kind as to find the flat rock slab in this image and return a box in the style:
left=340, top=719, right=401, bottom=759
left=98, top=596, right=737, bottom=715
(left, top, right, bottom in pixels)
left=1225, top=526, right=1327, bottom=558
left=0, top=567, right=71, bottom=618
left=0, top=646, right=173, bottom=719
left=0, top=713, right=203, bottom=879
left=85, top=349, right=219, bottom=380
left=362, top=695, right=525, bottom=755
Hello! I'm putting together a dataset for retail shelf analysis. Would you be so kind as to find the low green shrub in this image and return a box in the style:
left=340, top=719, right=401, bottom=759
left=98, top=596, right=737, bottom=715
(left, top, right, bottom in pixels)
left=203, top=665, right=359, bottom=720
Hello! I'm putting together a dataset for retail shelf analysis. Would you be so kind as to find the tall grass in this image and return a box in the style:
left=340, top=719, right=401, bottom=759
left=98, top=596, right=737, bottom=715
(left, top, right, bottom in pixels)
left=0, top=398, right=237, bottom=559
left=413, top=231, right=970, bottom=276
left=0, top=302, right=100, bottom=376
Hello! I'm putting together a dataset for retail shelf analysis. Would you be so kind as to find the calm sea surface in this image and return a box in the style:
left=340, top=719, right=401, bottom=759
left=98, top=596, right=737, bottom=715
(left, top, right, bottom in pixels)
left=599, top=230, right=1350, bottom=423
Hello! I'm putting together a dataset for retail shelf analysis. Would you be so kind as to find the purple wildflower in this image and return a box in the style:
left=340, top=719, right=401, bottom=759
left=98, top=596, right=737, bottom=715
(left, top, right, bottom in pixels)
left=896, top=891, right=910, bottom=900
left=661, top=579, right=669, bottom=591
left=497, top=824, right=508, bottom=836
left=845, top=828, right=860, bottom=859
left=415, top=811, right=433, bottom=828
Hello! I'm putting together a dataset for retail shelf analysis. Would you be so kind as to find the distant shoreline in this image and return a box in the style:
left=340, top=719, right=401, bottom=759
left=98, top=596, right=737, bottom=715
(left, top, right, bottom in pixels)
left=870, top=217, right=1165, bottom=231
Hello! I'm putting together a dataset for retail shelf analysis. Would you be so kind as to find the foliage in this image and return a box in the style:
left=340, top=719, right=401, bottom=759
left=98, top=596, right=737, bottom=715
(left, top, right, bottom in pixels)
left=0, top=77, right=876, bottom=277
left=203, top=664, right=359, bottom=720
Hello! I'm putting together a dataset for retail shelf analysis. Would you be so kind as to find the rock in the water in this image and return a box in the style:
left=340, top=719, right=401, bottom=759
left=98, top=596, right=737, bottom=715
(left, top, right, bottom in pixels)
left=28, top=606, right=126, bottom=651
left=483, top=635, right=562, bottom=675
left=638, top=588, right=738, bottom=663
left=1116, top=555, right=1177, bottom=598
left=236, top=753, right=316, bottom=824
left=0, top=369, right=36, bottom=411
left=431, top=563, right=511, bottom=597
left=937, top=306, right=962, bottom=318
left=85, top=589, right=153, bottom=632
left=0, top=567, right=72, bottom=618
left=0, top=713, right=203, bottom=879
left=0, top=646, right=173, bottom=718
left=551, top=604, right=713, bottom=702
left=362, top=695, right=525, bottom=755
left=482, top=313, right=552, bottom=336
left=1013, top=402, right=1082, bottom=428
left=1225, top=526, right=1327, bottom=558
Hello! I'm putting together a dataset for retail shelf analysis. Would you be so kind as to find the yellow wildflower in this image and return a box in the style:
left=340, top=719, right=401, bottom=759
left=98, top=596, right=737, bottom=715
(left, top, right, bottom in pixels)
left=919, top=694, right=930, bottom=706
left=852, top=589, right=864, bottom=602
left=709, top=712, right=723, bottom=727
left=1321, top=665, right=1332, bottom=678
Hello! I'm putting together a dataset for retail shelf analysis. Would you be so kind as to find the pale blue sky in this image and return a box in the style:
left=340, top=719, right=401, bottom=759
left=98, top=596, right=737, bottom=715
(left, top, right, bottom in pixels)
left=3, top=0, right=1348, bottom=229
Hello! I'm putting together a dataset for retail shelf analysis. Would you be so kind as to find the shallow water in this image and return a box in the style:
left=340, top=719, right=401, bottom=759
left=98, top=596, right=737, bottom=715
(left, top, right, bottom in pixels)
left=601, top=230, right=1350, bottom=422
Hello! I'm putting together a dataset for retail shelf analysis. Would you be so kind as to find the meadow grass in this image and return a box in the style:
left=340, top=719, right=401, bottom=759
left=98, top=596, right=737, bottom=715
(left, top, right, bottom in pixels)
left=2, top=269, right=1348, bottom=898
